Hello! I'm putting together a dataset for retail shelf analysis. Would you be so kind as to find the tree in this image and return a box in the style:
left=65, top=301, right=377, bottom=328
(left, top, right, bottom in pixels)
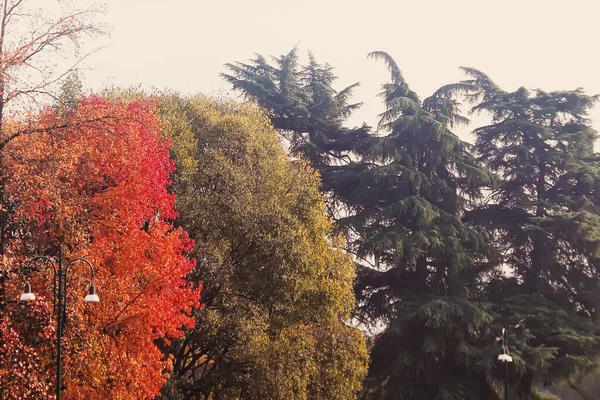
left=463, top=68, right=600, bottom=398
left=0, top=97, right=200, bottom=399
left=146, top=94, right=369, bottom=399
left=224, top=47, right=600, bottom=399
left=330, top=51, right=501, bottom=399
left=53, top=71, right=84, bottom=115
left=0, top=0, right=105, bottom=148
left=0, top=0, right=110, bottom=322
left=223, top=48, right=509, bottom=399
left=222, top=47, right=371, bottom=197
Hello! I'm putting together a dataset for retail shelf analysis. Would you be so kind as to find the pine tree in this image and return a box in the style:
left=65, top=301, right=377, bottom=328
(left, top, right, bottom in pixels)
left=463, top=68, right=600, bottom=398
left=349, top=52, right=501, bottom=399
left=223, top=48, right=600, bottom=399
left=222, top=48, right=371, bottom=173
left=54, top=71, right=84, bottom=114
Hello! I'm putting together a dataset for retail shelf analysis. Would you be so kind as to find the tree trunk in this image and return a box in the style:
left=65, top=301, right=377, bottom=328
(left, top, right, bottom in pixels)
left=416, top=256, right=428, bottom=292
left=529, top=162, right=547, bottom=293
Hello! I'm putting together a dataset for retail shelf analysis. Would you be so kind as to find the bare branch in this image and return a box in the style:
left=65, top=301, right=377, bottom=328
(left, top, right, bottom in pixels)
left=5, top=47, right=102, bottom=108
left=5, top=0, right=25, bottom=20
left=0, top=114, right=121, bottom=150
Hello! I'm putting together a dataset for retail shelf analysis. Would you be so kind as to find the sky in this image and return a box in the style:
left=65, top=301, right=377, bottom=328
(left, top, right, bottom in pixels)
left=79, top=0, right=600, bottom=142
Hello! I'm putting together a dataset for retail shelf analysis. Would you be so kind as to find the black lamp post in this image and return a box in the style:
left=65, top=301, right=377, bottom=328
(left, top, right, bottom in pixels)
left=498, top=326, right=513, bottom=400
left=19, top=247, right=99, bottom=400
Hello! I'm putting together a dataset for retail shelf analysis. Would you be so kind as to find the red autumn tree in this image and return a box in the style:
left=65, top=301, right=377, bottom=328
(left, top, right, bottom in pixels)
left=0, top=97, right=200, bottom=399
left=0, top=0, right=111, bottom=330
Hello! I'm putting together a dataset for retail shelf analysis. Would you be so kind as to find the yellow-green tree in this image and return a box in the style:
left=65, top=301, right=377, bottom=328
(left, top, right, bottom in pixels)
left=147, top=94, right=368, bottom=399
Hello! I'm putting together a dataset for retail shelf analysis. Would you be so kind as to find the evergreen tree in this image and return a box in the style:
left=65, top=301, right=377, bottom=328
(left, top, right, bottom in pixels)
left=55, top=71, right=83, bottom=111
left=223, top=48, right=600, bottom=399
left=222, top=48, right=371, bottom=174
left=348, top=52, right=500, bottom=399
left=463, top=68, right=600, bottom=398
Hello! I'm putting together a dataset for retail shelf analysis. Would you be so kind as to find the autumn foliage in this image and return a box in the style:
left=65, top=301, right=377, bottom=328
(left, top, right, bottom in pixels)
left=151, top=95, right=368, bottom=399
left=0, top=97, right=200, bottom=399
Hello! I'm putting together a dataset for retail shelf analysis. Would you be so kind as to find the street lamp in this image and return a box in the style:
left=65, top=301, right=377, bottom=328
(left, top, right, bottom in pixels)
left=19, top=247, right=99, bottom=400
left=498, top=326, right=513, bottom=400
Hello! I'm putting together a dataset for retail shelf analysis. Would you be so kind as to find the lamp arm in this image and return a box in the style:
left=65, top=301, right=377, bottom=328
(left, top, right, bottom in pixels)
left=23, top=256, right=59, bottom=311
left=24, top=255, right=58, bottom=277
left=64, top=257, right=94, bottom=281
left=62, top=257, right=95, bottom=325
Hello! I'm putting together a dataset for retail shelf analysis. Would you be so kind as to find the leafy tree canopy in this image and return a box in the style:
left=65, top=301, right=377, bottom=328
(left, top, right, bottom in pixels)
left=347, top=52, right=500, bottom=400
left=463, top=67, right=600, bottom=397
left=144, top=93, right=369, bottom=400
left=222, top=47, right=372, bottom=174
left=0, top=97, right=199, bottom=399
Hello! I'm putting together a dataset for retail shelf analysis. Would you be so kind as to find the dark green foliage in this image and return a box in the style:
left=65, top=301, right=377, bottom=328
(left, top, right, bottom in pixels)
left=53, top=70, right=84, bottom=115
left=341, top=51, right=495, bottom=319
left=363, top=297, right=501, bottom=400
left=222, top=47, right=371, bottom=171
left=463, top=68, right=600, bottom=396
left=224, top=48, right=600, bottom=400
left=348, top=52, right=503, bottom=399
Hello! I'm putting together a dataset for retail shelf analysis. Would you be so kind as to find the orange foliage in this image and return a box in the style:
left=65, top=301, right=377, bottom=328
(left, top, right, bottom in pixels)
left=0, top=97, right=200, bottom=399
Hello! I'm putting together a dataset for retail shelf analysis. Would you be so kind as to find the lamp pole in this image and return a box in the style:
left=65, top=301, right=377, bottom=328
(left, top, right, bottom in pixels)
left=498, top=326, right=513, bottom=400
left=504, top=338, right=509, bottom=400
left=19, top=247, right=99, bottom=400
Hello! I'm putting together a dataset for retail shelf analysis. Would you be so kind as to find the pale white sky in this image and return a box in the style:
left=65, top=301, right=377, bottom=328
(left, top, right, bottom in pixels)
left=81, top=0, right=600, bottom=142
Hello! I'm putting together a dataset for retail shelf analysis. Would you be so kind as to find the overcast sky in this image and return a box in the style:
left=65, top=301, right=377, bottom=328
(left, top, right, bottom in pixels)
left=81, top=0, right=600, bottom=142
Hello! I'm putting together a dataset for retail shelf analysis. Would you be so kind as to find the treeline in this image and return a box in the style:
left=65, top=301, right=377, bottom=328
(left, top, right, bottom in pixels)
left=1, top=1, right=600, bottom=398
left=221, top=47, right=600, bottom=400
left=0, top=88, right=370, bottom=398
